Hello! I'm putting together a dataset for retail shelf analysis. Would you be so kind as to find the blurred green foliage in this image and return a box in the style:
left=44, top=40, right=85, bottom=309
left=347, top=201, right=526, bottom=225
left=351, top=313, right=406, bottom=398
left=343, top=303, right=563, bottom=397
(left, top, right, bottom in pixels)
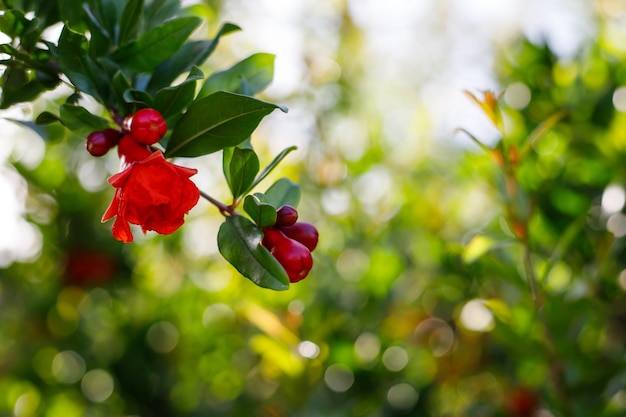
left=3, top=2, right=626, bottom=417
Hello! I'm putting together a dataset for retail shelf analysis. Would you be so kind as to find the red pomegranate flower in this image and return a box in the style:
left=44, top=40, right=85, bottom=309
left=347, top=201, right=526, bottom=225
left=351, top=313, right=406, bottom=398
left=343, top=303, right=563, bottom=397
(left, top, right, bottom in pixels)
left=102, top=151, right=200, bottom=242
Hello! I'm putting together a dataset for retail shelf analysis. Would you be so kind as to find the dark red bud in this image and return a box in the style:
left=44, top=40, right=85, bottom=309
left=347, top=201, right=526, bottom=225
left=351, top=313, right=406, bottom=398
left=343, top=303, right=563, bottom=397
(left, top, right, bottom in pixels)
left=279, top=222, right=319, bottom=252
left=262, top=228, right=313, bottom=283
left=117, top=135, right=152, bottom=164
left=275, top=205, right=298, bottom=227
left=86, top=129, right=122, bottom=157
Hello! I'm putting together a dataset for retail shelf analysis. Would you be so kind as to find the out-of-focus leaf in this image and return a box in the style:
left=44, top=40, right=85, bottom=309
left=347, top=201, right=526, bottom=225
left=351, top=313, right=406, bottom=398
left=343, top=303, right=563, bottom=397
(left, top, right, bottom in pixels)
left=217, top=215, right=289, bottom=291
left=165, top=91, right=286, bottom=157
left=35, top=111, right=61, bottom=125
left=462, top=235, right=497, bottom=263
left=0, top=67, right=46, bottom=108
left=520, top=110, right=568, bottom=159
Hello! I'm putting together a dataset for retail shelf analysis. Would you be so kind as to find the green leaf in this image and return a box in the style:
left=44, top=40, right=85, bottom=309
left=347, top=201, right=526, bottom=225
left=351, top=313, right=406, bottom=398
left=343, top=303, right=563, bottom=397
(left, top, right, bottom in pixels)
left=462, top=235, right=497, bottom=264
left=59, top=104, right=111, bottom=136
left=35, top=111, right=61, bottom=125
left=227, top=147, right=260, bottom=199
left=111, top=71, right=133, bottom=114
left=82, top=3, right=112, bottom=57
left=0, top=66, right=48, bottom=108
left=165, top=91, right=287, bottom=158
left=144, top=0, right=181, bottom=30
left=264, top=178, right=301, bottom=208
left=0, top=10, right=29, bottom=39
left=147, top=22, right=241, bottom=92
left=243, top=194, right=277, bottom=228
left=112, top=16, right=201, bottom=72
left=217, top=215, right=289, bottom=291
left=56, top=26, right=108, bottom=102
left=198, top=53, right=275, bottom=98
left=118, top=0, right=144, bottom=45
left=153, top=66, right=203, bottom=119
left=123, top=89, right=153, bottom=107
left=247, top=146, right=297, bottom=194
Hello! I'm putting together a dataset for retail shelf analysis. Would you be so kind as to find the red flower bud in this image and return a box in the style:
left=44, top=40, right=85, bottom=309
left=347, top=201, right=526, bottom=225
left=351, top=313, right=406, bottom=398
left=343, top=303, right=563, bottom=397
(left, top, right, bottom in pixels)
left=128, top=108, right=167, bottom=145
left=118, top=135, right=152, bottom=165
left=279, top=222, right=319, bottom=252
left=86, top=129, right=122, bottom=157
left=503, top=387, right=539, bottom=417
left=275, top=205, right=298, bottom=227
left=262, top=228, right=313, bottom=283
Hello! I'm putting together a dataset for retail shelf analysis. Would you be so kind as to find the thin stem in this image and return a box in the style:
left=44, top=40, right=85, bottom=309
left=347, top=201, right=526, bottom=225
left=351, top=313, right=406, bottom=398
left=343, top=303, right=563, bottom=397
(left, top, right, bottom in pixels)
left=522, top=241, right=539, bottom=306
left=199, top=190, right=237, bottom=216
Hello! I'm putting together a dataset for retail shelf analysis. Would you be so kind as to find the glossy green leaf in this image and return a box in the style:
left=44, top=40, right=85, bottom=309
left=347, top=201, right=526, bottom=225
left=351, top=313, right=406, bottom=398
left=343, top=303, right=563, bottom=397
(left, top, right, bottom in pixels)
left=264, top=178, right=301, bottom=209
left=123, top=89, right=153, bottom=107
left=111, top=71, right=133, bottom=115
left=147, top=22, right=241, bottom=92
left=144, top=0, right=181, bottom=30
left=217, top=215, right=289, bottom=291
left=227, top=147, right=260, bottom=199
left=35, top=111, right=61, bottom=125
left=0, top=10, right=29, bottom=39
left=56, top=26, right=108, bottom=102
left=165, top=91, right=286, bottom=158
left=112, top=16, right=201, bottom=72
left=118, top=0, right=143, bottom=45
left=243, top=194, right=277, bottom=228
left=198, top=53, right=275, bottom=98
left=153, top=66, right=203, bottom=119
left=0, top=67, right=46, bottom=108
left=59, top=104, right=111, bottom=136
left=82, top=3, right=112, bottom=57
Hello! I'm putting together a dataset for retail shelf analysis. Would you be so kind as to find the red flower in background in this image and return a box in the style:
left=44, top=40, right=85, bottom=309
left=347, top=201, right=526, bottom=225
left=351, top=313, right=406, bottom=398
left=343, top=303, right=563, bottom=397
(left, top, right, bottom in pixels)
left=102, top=151, right=200, bottom=243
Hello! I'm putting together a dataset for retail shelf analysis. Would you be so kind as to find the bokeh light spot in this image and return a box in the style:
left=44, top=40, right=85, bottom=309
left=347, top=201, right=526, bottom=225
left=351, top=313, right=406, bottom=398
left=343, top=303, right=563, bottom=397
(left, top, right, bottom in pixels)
left=607, top=213, right=626, bottom=237
left=297, top=341, right=320, bottom=359
left=413, top=318, right=455, bottom=357
left=354, top=332, right=381, bottom=363
left=14, top=390, right=41, bottom=417
left=460, top=299, right=495, bottom=332
left=618, top=270, right=626, bottom=291
left=81, top=369, right=114, bottom=403
left=146, top=321, right=180, bottom=354
left=602, top=184, right=626, bottom=213
left=324, top=364, right=354, bottom=392
left=202, top=303, right=236, bottom=328
left=387, top=383, right=419, bottom=410
left=382, top=346, right=409, bottom=372
left=613, top=86, right=626, bottom=112
left=504, top=82, right=531, bottom=109
left=52, top=351, right=86, bottom=384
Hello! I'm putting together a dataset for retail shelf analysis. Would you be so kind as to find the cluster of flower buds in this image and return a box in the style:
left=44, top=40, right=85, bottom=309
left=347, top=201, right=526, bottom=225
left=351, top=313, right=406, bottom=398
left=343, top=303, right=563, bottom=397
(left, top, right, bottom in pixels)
left=262, top=205, right=319, bottom=283
left=85, top=108, right=167, bottom=163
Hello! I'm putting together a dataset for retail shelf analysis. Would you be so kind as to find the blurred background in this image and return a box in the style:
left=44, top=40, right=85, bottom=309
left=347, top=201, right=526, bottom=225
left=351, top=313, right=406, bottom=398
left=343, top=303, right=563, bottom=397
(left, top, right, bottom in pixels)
left=3, top=0, right=626, bottom=415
